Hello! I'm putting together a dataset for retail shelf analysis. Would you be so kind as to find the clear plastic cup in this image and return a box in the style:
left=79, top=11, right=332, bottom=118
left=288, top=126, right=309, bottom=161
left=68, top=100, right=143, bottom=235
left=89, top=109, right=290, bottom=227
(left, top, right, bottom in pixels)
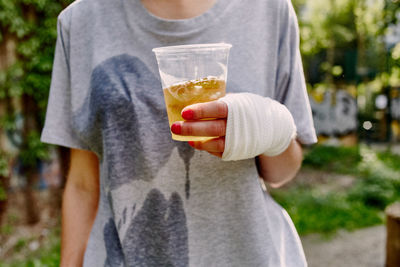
left=153, top=43, right=232, bottom=141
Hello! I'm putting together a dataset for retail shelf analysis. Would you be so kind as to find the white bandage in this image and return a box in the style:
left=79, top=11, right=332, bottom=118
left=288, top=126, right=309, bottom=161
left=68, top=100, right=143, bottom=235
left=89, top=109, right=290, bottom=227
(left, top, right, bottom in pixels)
left=219, top=93, right=297, bottom=161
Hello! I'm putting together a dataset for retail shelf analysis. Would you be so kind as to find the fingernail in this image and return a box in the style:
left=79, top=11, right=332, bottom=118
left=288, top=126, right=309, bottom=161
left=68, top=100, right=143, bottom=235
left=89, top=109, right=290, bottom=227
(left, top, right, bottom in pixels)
left=171, top=123, right=181, bottom=134
left=188, top=141, right=195, bottom=147
left=182, top=109, right=194, bottom=120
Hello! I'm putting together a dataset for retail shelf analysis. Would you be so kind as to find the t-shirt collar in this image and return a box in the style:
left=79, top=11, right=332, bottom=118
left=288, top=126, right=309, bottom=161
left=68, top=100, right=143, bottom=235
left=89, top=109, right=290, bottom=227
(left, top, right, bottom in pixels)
left=124, top=0, right=230, bottom=36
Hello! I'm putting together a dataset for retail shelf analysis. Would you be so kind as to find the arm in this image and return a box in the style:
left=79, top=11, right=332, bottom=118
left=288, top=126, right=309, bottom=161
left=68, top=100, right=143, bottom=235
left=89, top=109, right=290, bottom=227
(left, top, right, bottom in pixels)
left=171, top=100, right=302, bottom=188
left=61, top=148, right=100, bottom=267
left=256, top=139, right=302, bottom=188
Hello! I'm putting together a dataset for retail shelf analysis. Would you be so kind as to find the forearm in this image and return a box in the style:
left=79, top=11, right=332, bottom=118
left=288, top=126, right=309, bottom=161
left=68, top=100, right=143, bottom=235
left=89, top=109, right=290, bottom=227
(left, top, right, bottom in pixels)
left=174, top=95, right=303, bottom=183
left=257, top=139, right=303, bottom=188
left=61, top=180, right=99, bottom=267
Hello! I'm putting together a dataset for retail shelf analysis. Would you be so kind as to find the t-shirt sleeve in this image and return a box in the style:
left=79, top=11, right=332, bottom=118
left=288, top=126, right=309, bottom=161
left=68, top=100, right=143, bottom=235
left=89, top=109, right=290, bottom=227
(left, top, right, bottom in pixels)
left=274, top=0, right=317, bottom=145
left=40, top=16, right=90, bottom=150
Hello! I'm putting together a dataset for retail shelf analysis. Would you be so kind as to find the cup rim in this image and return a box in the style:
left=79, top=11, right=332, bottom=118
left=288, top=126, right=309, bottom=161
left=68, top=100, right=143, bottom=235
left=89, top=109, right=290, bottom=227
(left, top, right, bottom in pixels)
left=152, top=43, right=232, bottom=54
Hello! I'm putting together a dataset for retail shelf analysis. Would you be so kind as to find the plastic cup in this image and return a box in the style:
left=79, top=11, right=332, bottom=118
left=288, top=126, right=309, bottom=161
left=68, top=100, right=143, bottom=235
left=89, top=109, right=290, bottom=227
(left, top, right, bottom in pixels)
left=153, top=43, right=232, bottom=141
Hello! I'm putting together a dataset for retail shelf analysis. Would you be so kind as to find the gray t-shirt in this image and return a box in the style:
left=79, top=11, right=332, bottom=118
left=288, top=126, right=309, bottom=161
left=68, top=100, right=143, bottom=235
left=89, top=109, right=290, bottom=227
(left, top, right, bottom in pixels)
left=41, top=0, right=317, bottom=266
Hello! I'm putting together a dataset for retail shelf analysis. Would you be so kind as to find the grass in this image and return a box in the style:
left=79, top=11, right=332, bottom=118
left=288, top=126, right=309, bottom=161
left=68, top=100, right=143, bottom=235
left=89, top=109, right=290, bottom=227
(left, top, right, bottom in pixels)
left=272, top=186, right=384, bottom=235
left=271, top=144, right=400, bottom=235
left=302, top=145, right=361, bottom=174
left=0, top=228, right=60, bottom=267
left=376, top=150, right=400, bottom=172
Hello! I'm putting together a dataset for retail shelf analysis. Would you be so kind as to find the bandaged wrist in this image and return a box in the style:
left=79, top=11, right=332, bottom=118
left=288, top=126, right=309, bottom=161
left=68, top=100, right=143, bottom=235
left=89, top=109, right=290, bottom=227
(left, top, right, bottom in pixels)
left=219, top=93, right=297, bottom=161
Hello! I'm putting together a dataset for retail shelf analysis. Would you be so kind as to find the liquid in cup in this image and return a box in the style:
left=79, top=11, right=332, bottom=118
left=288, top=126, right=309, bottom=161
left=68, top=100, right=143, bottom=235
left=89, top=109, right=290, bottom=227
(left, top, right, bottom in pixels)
left=153, top=43, right=232, bottom=141
left=163, top=77, right=226, bottom=141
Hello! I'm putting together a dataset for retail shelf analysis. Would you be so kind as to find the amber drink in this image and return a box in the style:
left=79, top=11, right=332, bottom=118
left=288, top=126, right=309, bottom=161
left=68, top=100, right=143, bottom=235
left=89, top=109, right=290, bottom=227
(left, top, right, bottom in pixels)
left=164, top=77, right=226, bottom=141
left=153, top=43, right=232, bottom=141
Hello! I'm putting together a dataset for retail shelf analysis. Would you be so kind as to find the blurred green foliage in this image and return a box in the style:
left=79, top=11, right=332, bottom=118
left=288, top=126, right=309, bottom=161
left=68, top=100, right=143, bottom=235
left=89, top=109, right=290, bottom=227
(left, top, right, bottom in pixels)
left=0, top=0, right=72, bottom=105
left=271, top=145, right=400, bottom=235
left=0, top=0, right=73, bottom=206
left=272, top=186, right=382, bottom=235
left=0, top=152, right=8, bottom=178
left=293, top=0, right=400, bottom=85
left=0, top=152, right=9, bottom=201
left=377, top=150, right=400, bottom=171
left=19, top=132, right=49, bottom=167
left=303, top=145, right=361, bottom=174
left=0, top=228, right=61, bottom=267
left=352, top=146, right=400, bottom=209
left=291, top=0, right=400, bottom=143
left=0, top=0, right=73, bottom=155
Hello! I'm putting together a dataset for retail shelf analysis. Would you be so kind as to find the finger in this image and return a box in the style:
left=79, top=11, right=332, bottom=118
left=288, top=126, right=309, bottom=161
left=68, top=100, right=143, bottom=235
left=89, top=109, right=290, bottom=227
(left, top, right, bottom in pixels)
left=171, top=120, right=226, bottom=137
left=181, top=101, right=228, bottom=120
left=188, top=137, right=225, bottom=153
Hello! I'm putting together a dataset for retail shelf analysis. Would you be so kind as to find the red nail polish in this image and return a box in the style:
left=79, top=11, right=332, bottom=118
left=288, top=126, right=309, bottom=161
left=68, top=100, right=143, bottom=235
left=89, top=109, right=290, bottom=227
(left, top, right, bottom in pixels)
left=171, top=123, right=181, bottom=134
left=188, top=141, right=194, bottom=147
left=182, top=109, right=194, bottom=120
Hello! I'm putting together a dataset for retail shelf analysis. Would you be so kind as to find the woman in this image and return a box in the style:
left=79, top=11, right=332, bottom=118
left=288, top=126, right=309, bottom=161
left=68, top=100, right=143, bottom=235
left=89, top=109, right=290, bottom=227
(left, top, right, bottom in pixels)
left=41, top=0, right=317, bottom=266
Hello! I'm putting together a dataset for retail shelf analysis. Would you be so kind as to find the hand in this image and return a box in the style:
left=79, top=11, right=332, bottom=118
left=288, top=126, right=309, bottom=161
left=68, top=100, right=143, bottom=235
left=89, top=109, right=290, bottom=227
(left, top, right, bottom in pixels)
left=170, top=100, right=228, bottom=158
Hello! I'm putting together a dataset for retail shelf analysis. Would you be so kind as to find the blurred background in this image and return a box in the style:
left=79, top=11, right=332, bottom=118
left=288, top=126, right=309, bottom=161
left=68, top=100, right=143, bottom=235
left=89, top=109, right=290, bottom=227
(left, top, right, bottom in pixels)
left=0, top=0, right=399, bottom=266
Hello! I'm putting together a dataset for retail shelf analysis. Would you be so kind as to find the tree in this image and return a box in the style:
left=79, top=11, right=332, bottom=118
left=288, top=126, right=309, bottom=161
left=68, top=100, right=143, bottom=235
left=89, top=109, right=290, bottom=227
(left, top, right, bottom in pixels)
left=0, top=0, right=73, bottom=224
left=294, top=0, right=400, bottom=86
